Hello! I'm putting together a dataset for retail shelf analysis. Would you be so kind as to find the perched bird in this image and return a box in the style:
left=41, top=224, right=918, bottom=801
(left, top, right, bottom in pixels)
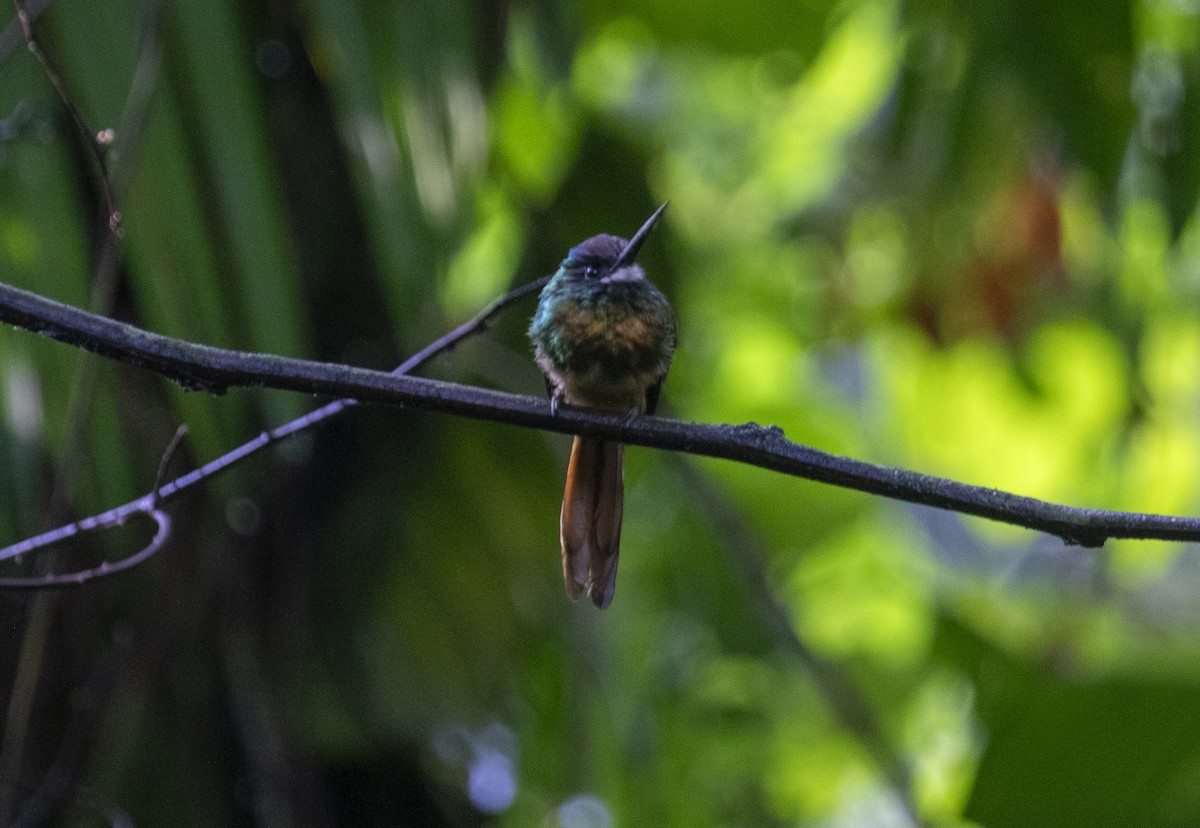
left=528, top=205, right=677, bottom=608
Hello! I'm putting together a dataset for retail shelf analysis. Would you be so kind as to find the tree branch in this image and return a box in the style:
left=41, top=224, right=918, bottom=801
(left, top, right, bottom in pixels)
left=0, top=275, right=549, bottom=580
left=1, top=278, right=1199, bottom=561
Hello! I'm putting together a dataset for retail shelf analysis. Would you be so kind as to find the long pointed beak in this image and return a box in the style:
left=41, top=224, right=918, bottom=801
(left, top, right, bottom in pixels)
left=612, top=202, right=668, bottom=271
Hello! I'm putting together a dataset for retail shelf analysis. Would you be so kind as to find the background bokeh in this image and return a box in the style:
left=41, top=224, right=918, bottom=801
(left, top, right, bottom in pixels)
left=3, top=0, right=1200, bottom=825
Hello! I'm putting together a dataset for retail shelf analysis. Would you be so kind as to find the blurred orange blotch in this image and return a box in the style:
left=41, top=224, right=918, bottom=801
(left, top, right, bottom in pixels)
left=907, top=156, right=1065, bottom=345
left=970, top=159, right=1064, bottom=340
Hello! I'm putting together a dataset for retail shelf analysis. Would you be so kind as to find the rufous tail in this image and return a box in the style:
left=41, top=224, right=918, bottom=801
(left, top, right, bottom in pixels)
left=560, top=436, right=624, bottom=609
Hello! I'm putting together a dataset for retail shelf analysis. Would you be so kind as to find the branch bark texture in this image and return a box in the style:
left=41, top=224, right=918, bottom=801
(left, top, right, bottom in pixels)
left=1, top=278, right=1198, bottom=549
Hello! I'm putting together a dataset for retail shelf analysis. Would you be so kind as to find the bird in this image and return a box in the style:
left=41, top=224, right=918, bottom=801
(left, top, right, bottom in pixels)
left=528, top=204, right=677, bottom=608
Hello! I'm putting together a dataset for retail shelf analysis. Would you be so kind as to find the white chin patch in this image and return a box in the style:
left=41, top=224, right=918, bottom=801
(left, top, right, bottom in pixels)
left=601, top=264, right=643, bottom=284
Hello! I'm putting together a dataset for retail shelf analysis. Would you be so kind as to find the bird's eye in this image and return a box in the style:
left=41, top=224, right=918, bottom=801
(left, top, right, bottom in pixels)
left=583, top=266, right=600, bottom=280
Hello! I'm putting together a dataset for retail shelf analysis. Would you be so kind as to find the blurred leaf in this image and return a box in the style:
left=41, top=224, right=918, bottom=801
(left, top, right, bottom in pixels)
left=939, top=618, right=1200, bottom=828
left=581, top=0, right=833, bottom=57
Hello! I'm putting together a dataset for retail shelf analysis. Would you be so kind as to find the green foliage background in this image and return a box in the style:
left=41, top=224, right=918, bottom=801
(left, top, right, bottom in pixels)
left=2, top=0, right=1200, bottom=825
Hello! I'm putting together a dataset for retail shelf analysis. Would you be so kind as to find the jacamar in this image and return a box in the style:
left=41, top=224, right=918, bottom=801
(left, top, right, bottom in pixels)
left=529, top=204, right=677, bottom=609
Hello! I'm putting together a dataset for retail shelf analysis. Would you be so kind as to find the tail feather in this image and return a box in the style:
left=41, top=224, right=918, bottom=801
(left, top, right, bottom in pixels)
left=560, top=436, right=624, bottom=608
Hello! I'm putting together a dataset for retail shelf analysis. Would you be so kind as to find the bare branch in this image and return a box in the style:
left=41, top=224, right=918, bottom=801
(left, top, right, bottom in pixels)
left=0, top=492, right=170, bottom=589
left=0, top=425, right=188, bottom=586
left=0, top=276, right=551, bottom=580
left=1, top=276, right=1199, bottom=570
left=0, top=0, right=46, bottom=66
left=12, top=0, right=122, bottom=235
left=148, top=424, right=187, bottom=508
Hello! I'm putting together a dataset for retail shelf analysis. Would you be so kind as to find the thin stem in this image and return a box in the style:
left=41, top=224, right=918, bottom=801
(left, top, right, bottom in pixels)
left=0, top=276, right=550, bottom=583
left=12, top=0, right=121, bottom=234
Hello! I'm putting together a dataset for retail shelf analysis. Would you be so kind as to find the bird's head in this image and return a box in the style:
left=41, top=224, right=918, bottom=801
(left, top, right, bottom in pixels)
left=558, top=203, right=667, bottom=285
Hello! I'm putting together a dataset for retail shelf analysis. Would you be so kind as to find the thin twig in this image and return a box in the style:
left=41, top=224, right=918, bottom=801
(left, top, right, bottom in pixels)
left=12, top=0, right=121, bottom=234
left=0, top=494, right=170, bottom=588
left=1, top=277, right=1199, bottom=559
left=149, top=424, right=188, bottom=509
left=0, top=0, right=46, bottom=66
left=0, top=276, right=549, bottom=584
left=0, top=10, right=143, bottom=803
left=0, top=417, right=182, bottom=587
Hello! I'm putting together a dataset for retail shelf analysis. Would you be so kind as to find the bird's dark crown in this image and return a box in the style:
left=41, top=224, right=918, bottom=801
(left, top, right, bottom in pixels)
left=564, top=234, right=627, bottom=269
left=557, top=203, right=667, bottom=280
left=558, top=235, right=633, bottom=282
